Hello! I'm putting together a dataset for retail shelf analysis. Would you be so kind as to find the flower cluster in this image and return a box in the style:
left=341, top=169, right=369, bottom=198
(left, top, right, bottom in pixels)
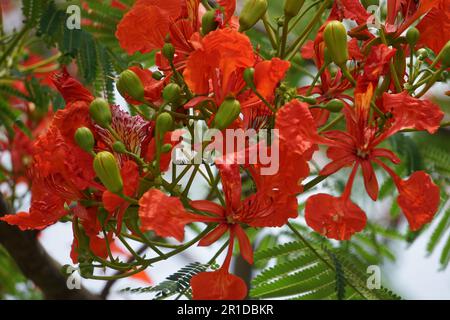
left=1, top=0, right=448, bottom=300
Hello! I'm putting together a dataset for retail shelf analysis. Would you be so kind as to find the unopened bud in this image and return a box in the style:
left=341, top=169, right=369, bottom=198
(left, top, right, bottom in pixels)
left=323, top=21, right=349, bottom=67
left=117, top=70, right=145, bottom=102
left=93, top=151, right=123, bottom=194
left=324, top=99, right=344, bottom=112
left=162, top=43, right=175, bottom=62
left=74, top=127, right=95, bottom=153
left=89, top=98, right=112, bottom=128
left=162, top=83, right=181, bottom=103
left=152, top=71, right=164, bottom=80
left=112, top=141, right=127, bottom=153
left=202, top=10, right=219, bottom=35
left=156, top=112, right=174, bottom=137
left=284, top=0, right=305, bottom=19
left=417, top=48, right=428, bottom=60
left=213, top=98, right=241, bottom=130
left=406, top=27, right=420, bottom=46
left=161, top=143, right=172, bottom=153
left=243, top=67, right=255, bottom=88
left=239, top=0, right=268, bottom=32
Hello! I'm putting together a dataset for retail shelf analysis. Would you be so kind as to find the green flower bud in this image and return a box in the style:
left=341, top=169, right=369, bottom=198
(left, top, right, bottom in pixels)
left=74, top=127, right=95, bottom=153
left=93, top=151, right=123, bottom=194
left=161, top=143, right=173, bottom=153
left=284, top=0, right=305, bottom=18
left=406, top=27, right=420, bottom=46
left=439, top=40, right=450, bottom=67
left=243, top=67, right=256, bottom=88
left=324, top=99, right=344, bottom=112
left=299, top=96, right=317, bottom=105
left=89, top=98, right=112, bottom=128
left=213, top=98, right=241, bottom=130
left=238, top=0, right=268, bottom=32
left=416, top=48, right=428, bottom=60
left=162, top=43, right=175, bottom=62
left=117, top=70, right=145, bottom=102
left=162, top=83, right=181, bottom=103
left=112, top=141, right=127, bottom=153
left=152, top=71, right=164, bottom=80
left=323, top=21, right=349, bottom=68
left=202, top=10, right=219, bottom=35
left=156, top=112, right=174, bottom=137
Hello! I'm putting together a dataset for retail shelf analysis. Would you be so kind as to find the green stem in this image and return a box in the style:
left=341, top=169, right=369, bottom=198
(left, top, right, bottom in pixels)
left=379, top=29, right=402, bottom=92
left=262, top=13, right=278, bottom=49
left=318, top=114, right=344, bottom=133
left=279, top=16, right=292, bottom=58
left=285, top=0, right=329, bottom=60
left=288, top=0, right=322, bottom=33
left=306, top=63, right=328, bottom=96
left=0, top=26, right=30, bottom=66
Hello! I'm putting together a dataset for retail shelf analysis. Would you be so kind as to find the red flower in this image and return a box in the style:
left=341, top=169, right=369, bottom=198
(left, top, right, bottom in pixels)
left=184, top=28, right=255, bottom=96
left=416, top=0, right=450, bottom=54
left=138, top=189, right=199, bottom=242
left=306, top=84, right=442, bottom=238
left=116, top=0, right=183, bottom=54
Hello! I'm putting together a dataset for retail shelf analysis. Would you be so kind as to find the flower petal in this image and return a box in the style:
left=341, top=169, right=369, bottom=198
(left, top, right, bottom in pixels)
left=138, top=189, right=198, bottom=241
left=190, top=270, right=247, bottom=300
left=305, top=193, right=367, bottom=240
left=397, top=171, right=440, bottom=231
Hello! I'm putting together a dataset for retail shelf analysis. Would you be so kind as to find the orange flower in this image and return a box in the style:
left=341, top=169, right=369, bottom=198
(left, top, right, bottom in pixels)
left=184, top=28, right=255, bottom=96
left=116, top=0, right=183, bottom=54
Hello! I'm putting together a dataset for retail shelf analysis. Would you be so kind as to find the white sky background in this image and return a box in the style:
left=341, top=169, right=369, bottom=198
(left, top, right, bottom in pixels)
left=3, top=1, right=450, bottom=300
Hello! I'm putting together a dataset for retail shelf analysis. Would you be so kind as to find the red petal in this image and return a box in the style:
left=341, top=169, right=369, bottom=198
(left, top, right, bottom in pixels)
left=372, top=148, right=401, bottom=164
left=361, top=160, right=379, bottom=201
left=217, top=163, right=242, bottom=211
left=397, top=171, right=440, bottom=231
left=382, top=92, right=444, bottom=135
left=416, top=0, right=450, bottom=55
left=276, top=99, right=332, bottom=156
left=190, top=200, right=225, bottom=217
left=190, top=270, right=247, bottom=300
left=52, top=68, right=93, bottom=104
left=198, top=224, right=228, bottom=246
left=235, top=225, right=253, bottom=265
left=254, top=58, right=290, bottom=99
left=116, top=1, right=181, bottom=54
left=138, top=189, right=198, bottom=241
left=305, top=193, right=367, bottom=240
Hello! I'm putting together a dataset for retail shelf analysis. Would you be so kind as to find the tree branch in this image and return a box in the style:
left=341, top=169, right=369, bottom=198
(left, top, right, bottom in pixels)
left=0, top=194, right=101, bottom=300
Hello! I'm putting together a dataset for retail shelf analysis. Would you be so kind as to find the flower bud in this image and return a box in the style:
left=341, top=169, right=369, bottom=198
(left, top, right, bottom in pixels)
left=162, top=83, right=181, bottom=103
left=439, top=40, right=450, bottom=67
left=299, top=96, right=317, bottom=105
left=202, top=10, right=219, bottom=35
left=117, top=70, right=145, bottom=102
left=162, top=43, right=175, bottom=62
left=416, top=48, right=428, bottom=60
left=152, top=71, right=164, bottom=80
left=93, top=151, right=123, bottom=194
left=324, top=99, right=344, bottom=112
left=156, top=112, right=174, bottom=137
left=74, top=127, right=95, bottom=153
left=323, top=21, right=349, bottom=67
left=406, top=27, right=420, bottom=46
left=238, top=0, right=268, bottom=32
left=243, top=67, right=255, bottom=89
left=89, top=98, right=112, bottom=128
left=161, top=143, right=173, bottom=153
left=112, top=141, right=127, bottom=153
left=284, top=0, right=305, bottom=18
left=213, top=98, right=241, bottom=130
